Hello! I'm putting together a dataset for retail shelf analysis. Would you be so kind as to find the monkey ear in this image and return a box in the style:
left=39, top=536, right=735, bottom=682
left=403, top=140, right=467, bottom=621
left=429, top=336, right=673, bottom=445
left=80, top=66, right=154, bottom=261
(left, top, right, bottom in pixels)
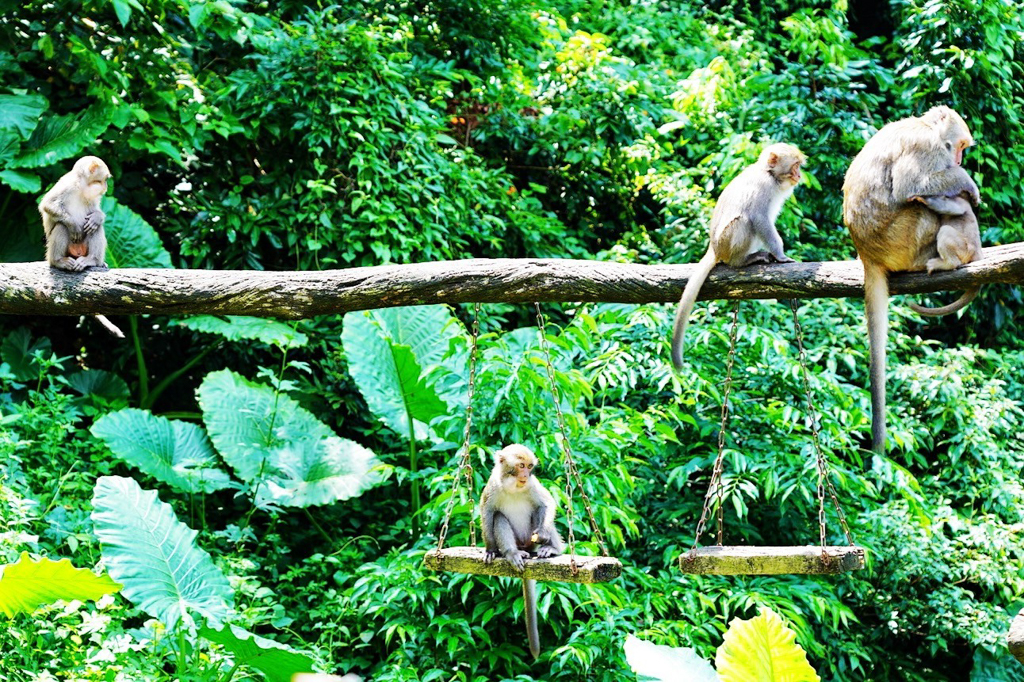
left=766, top=152, right=779, bottom=168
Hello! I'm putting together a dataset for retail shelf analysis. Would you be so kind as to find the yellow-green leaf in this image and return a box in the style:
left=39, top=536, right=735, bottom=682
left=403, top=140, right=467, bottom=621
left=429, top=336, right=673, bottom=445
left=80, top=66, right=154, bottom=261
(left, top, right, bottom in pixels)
left=716, top=607, right=819, bottom=682
left=0, top=552, right=122, bottom=617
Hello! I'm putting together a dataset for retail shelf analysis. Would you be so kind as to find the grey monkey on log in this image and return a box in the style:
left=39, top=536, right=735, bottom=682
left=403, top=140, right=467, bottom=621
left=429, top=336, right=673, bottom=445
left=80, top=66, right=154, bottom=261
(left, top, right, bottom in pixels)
left=842, top=105, right=982, bottom=453
left=38, top=156, right=123, bottom=338
left=670, top=142, right=806, bottom=369
left=480, top=444, right=564, bottom=659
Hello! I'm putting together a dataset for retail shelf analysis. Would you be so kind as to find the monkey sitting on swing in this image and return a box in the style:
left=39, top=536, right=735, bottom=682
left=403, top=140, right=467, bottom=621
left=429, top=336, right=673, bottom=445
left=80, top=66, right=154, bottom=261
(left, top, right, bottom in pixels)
left=480, top=444, right=564, bottom=658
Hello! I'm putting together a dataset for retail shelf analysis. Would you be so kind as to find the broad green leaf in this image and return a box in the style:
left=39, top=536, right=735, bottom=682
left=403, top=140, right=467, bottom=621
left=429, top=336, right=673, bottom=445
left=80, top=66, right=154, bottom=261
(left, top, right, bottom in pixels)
left=0, top=552, right=121, bottom=617
left=0, top=169, right=40, bottom=193
left=102, top=198, right=174, bottom=268
left=0, top=94, right=47, bottom=139
left=178, top=316, right=308, bottom=349
left=91, top=409, right=233, bottom=494
left=341, top=306, right=461, bottom=441
left=199, top=623, right=315, bottom=682
left=263, top=436, right=378, bottom=508
left=970, top=646, right=1024, bottom=682
left=0, top=129, right=21, bottom=165
left=65, top=369, right=130, bottom=401
left=198, top=370, right=377, bottom=505
left=716, top=607, right=819, bottom=682
left=198, top=369, right=326, bottom=481
left=9, top=104, right=113, bottom=169
left=624, top=635, right=719, bottom=682
left=91, top=476, right=233, bottom=631
left=1, top=327, right=54, bottom=382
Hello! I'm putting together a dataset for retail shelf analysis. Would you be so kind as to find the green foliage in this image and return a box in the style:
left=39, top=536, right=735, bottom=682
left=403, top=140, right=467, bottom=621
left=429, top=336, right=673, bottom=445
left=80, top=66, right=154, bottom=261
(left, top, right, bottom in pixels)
left=0, top=552, right=121, bottom=617
left=2, top=1, right=1024, bottom=680
left=91, top=409, right=234, bottom=494
left=91, top=475, right=233, bottom=631
left=198, top=623, right=316, bottom=682
left=197, top=369, right=379, bottom=507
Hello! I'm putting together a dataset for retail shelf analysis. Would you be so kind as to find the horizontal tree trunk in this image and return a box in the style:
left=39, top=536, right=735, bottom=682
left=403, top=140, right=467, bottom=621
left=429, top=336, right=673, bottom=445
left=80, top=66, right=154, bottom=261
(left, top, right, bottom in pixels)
left=1, top=243, right=1021, bottom=319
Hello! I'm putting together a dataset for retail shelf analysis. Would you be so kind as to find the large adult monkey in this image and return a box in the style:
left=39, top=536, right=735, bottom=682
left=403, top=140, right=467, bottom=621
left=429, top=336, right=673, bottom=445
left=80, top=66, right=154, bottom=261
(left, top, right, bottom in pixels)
left=843, top=106, right=982, bottom=453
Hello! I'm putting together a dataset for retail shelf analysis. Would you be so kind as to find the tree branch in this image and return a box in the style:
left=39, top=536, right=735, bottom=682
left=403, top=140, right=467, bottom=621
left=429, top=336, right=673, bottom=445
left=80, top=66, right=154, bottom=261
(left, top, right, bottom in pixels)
left=1, top=243, right=1021, bottom=319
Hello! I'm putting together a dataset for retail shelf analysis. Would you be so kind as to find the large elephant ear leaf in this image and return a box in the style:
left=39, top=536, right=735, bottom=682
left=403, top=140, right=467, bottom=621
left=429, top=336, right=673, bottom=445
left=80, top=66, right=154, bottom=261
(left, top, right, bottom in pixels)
left=91, top=476, right=233, bottom=631
left=198, top=623, right=315, bottom=682
left=198, top=369, right=331, bottom=482
left=177, top=316, right=308, bottom=349
left=716, top=607, right=819, bottom=682
left=624, top=634, right=719, bottom=682
left=0, top=552, right=121, bottom=617
left=341, top=306, right=462, bottom=442
left=91, top=409, right=233, bottom=494
left=263, top=436, right=378, bottom=508
left=102, top=198, right=174, bottom=269
left=199, top=369, right=378, bottom=506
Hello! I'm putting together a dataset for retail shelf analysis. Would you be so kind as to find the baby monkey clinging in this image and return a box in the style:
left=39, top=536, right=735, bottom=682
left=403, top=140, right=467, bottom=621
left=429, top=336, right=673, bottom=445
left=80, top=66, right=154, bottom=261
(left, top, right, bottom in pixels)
left=480, top=444, right=564, bottom=658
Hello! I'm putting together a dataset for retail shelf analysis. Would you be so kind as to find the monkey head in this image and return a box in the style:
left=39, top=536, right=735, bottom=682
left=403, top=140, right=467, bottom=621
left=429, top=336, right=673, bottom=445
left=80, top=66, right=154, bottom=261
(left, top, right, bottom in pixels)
left=74, top=156, right=110, bottom=202
left=495, top=444, right=538, bottom=492
left=921, top=106, right=973, bottom=165
left=761, top=142, right=806, bottom=187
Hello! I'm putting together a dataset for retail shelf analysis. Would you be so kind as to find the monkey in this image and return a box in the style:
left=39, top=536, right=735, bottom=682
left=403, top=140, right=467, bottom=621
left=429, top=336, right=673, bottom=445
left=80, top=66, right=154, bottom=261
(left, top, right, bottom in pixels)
left=38, top=156, right=124, bottom=338
left=906, top=192, right=982, bottom=316
left=39, top=156, right=111, bottom=272
left=670, top=142, right=805, bottom=369
left=842, top=105, right=982, bottom=453
left=479, top=444, right=564, bottom=659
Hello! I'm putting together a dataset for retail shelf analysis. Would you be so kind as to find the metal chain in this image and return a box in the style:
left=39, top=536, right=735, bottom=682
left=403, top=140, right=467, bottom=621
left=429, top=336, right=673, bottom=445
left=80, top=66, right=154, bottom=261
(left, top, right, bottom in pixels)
left=687, top=301, right=742, bottom=558
left=788, top=300, right=855, bottom=549
left=435, top=302, right=482, bottom=554
left=534, top=303, right=610, bottom=573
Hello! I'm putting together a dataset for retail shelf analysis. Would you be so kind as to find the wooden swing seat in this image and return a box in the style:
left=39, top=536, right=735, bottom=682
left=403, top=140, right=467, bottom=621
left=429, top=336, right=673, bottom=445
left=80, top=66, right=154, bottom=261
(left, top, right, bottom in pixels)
left=424, top=546, right=622, bottom=584
left=679, top=545, right=866, bottom=575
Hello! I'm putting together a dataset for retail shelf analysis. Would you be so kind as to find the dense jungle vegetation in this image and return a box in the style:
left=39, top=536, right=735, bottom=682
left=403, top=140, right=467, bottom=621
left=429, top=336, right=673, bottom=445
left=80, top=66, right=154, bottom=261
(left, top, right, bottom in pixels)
left=1, top=0, right=1023, bottom=680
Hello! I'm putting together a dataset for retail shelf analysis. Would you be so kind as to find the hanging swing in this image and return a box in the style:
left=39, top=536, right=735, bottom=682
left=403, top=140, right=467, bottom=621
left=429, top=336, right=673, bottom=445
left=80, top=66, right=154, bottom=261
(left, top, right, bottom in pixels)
left=679, top=300, right=866, bottom=576
left=423, top=303, right=622, bottom=584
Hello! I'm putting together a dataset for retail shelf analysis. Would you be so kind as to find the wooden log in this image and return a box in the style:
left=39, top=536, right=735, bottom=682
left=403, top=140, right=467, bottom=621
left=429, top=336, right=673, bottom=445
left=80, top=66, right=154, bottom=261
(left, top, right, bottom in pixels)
left=0, top=242, right=1021, bottom=318
left=1008, top=608, right=1024, bottom=664
left=678, top=545, right=866, bottom=575
left=423, top=546, right=622, bottom=583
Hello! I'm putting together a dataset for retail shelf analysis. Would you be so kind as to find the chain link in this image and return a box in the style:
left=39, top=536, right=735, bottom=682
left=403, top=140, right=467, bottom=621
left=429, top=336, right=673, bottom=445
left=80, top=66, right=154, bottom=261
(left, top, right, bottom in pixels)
left=435, top=303, right=482, bottom=555
left=534, top=303, right=610, bottom=573
left=788, top=299, right=855, bottom=550
left=686, top=301, right=742, bottom=560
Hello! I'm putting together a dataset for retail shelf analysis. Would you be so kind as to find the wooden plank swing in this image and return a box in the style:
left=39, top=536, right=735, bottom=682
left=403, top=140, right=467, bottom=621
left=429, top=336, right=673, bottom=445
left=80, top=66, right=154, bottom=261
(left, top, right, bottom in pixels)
left=424, top=303, right=622, bottom=584
left=679, top=300, right=866, bottom=576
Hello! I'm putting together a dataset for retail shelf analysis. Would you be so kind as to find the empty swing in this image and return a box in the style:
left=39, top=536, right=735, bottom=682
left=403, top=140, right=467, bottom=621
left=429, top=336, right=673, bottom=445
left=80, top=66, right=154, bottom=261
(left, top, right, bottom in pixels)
left=424, top=303, right=622, bottom=584
left=679, top=300, right=866, bottom=576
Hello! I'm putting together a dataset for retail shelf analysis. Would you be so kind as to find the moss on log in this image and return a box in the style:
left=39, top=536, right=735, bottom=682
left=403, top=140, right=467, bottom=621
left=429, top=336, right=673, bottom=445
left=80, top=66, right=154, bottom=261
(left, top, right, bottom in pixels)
left=424, top=546, right=622, bottom=583
left=679, top=545, right=866, bottom=575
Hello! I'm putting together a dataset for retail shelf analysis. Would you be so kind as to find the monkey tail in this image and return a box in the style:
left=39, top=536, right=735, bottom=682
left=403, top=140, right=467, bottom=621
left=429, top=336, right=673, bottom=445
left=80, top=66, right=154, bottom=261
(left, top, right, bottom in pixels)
left=670, top=250, right=718, bottom=371
left=908, top=287, right=979, bottom=316
left=523, top=578, right=540, bottom=659
left=93, top=314, right=125, bottom=339
left=863, top=262, right=889, bottom=454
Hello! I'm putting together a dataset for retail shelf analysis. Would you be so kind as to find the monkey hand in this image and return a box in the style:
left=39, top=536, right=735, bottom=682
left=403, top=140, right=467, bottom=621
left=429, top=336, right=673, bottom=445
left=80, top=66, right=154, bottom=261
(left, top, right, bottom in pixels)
left=484, top=548, right=498, bottom=564
left=535, top=545, right=561, bottom=559
left=531, top=528, right=551, bottom=545
left=773, top=254, right=796, bottom=264
left=505, top=550, right=531, bottom=570
left=83, top=210, right=105, bottom=235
